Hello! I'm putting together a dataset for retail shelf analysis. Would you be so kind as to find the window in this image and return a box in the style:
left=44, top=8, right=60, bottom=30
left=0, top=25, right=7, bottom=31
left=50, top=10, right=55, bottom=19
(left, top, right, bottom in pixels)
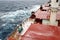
left=49, top=4, right=51, bottom=7
left=40, top=5, right=43, bottom=10
left=30, top=12, right=36, bottom=19
left=34, top=18, right=42, bottom=24
left=58, top=20, right=60, bottom=26
left=56, top=0, right=58, bottom=2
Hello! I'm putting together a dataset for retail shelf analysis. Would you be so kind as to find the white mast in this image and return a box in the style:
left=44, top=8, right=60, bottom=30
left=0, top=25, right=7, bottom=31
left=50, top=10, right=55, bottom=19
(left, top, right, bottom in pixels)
left=49, top=0, right=59, bottom=26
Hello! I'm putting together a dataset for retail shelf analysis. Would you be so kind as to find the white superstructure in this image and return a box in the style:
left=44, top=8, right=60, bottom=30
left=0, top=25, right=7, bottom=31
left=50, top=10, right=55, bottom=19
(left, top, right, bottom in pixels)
left=50, top=0, right=59, bottom=26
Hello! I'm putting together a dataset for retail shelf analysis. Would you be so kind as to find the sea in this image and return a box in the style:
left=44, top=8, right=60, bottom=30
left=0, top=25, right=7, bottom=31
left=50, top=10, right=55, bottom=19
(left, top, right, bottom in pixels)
left=0, top=0, right=49, bottom=40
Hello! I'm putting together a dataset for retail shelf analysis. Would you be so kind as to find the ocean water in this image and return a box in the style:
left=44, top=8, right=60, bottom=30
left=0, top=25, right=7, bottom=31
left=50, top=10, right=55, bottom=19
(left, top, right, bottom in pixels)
left=0, top=1, right=49, bottom=40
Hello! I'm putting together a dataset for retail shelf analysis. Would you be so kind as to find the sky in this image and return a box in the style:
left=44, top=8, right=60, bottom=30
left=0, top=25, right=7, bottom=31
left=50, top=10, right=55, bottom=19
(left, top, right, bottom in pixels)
left=0, top=0, right=39, bottom=1
left=0, top=0, right=60, bottom=3
left=0, top=0, right=49, bottom=1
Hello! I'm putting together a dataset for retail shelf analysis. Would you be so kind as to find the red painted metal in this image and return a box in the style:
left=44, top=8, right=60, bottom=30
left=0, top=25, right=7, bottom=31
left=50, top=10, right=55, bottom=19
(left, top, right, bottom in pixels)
left=7, top=37, right=16, bottom=40
left=21, top=23, right=60, bottom=40
left=35, top=8, right=60, bottom=20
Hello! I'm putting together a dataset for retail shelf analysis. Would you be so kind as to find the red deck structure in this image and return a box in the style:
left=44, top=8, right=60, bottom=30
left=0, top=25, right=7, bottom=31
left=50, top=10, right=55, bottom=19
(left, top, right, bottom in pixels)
left=21, top=5, right=60, bottom=40
left=21, top=23, right=60, bottom=40
left=35, top=7, right=60, bottom=20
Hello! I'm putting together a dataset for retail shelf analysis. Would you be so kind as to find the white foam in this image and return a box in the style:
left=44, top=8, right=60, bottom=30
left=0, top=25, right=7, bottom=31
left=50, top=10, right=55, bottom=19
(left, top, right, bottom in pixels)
left=2, top=24, right=6, bottom=26
left=0, top=39, right=2, bottom=40
left=30, top=5, right=40, bottom=12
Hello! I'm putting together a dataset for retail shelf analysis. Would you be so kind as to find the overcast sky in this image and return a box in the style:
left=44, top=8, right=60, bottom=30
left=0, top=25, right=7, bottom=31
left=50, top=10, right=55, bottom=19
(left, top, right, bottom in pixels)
left=0, top=0, right=49, bottom=1
left=0, top=0, right=39, bottom=1
left=0, top=0, right=60, bottom=2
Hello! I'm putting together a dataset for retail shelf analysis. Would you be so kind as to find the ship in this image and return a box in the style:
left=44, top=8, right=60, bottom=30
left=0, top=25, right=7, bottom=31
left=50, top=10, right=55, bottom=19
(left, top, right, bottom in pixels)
left=7, top=0, right=60, bottom=40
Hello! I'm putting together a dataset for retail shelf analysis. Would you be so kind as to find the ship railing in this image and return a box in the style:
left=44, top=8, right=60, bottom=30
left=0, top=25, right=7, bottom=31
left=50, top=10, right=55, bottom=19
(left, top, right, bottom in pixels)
left=5, top=18, right=29, bottom=40
left=22, top=18, right=29, bottom=24
left=5, top=23, right=22, bottom=40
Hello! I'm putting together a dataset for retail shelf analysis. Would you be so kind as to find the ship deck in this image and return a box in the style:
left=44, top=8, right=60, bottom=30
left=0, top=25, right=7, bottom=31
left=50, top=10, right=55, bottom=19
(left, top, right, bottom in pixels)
left=21, top=23, right=60, bottom=40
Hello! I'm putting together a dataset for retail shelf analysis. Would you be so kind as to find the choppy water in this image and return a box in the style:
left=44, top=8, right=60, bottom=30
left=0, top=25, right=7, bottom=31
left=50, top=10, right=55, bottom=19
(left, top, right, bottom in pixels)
left=0, top=1, right=49, bottom=40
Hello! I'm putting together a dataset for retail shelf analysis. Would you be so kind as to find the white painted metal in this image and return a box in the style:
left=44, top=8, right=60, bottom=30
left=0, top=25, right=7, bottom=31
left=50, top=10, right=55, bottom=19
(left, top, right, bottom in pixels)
left=42, top=20, right=49, bottom=25
left=21, top=18, right=35, bottom=35
left=42, top=19, right=58, bottom=26
left=49, top=0, right=59, bottom=26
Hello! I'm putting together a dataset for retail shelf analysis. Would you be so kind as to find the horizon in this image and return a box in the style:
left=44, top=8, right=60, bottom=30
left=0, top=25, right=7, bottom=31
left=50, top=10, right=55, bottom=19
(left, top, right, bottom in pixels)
left=0, top=0, right=49, bottom=1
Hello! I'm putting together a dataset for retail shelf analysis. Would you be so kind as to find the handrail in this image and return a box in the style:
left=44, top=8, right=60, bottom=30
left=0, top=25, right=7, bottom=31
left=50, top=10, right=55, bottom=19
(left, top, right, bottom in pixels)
left=5, top=18, right=29, bottom=40
left=5, top=24, right=21, bottom=40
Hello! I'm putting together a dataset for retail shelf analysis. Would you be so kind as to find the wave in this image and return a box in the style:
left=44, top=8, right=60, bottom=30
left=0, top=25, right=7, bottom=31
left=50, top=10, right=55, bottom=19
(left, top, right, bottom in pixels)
left=0, top=5, right=40, bottom=40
